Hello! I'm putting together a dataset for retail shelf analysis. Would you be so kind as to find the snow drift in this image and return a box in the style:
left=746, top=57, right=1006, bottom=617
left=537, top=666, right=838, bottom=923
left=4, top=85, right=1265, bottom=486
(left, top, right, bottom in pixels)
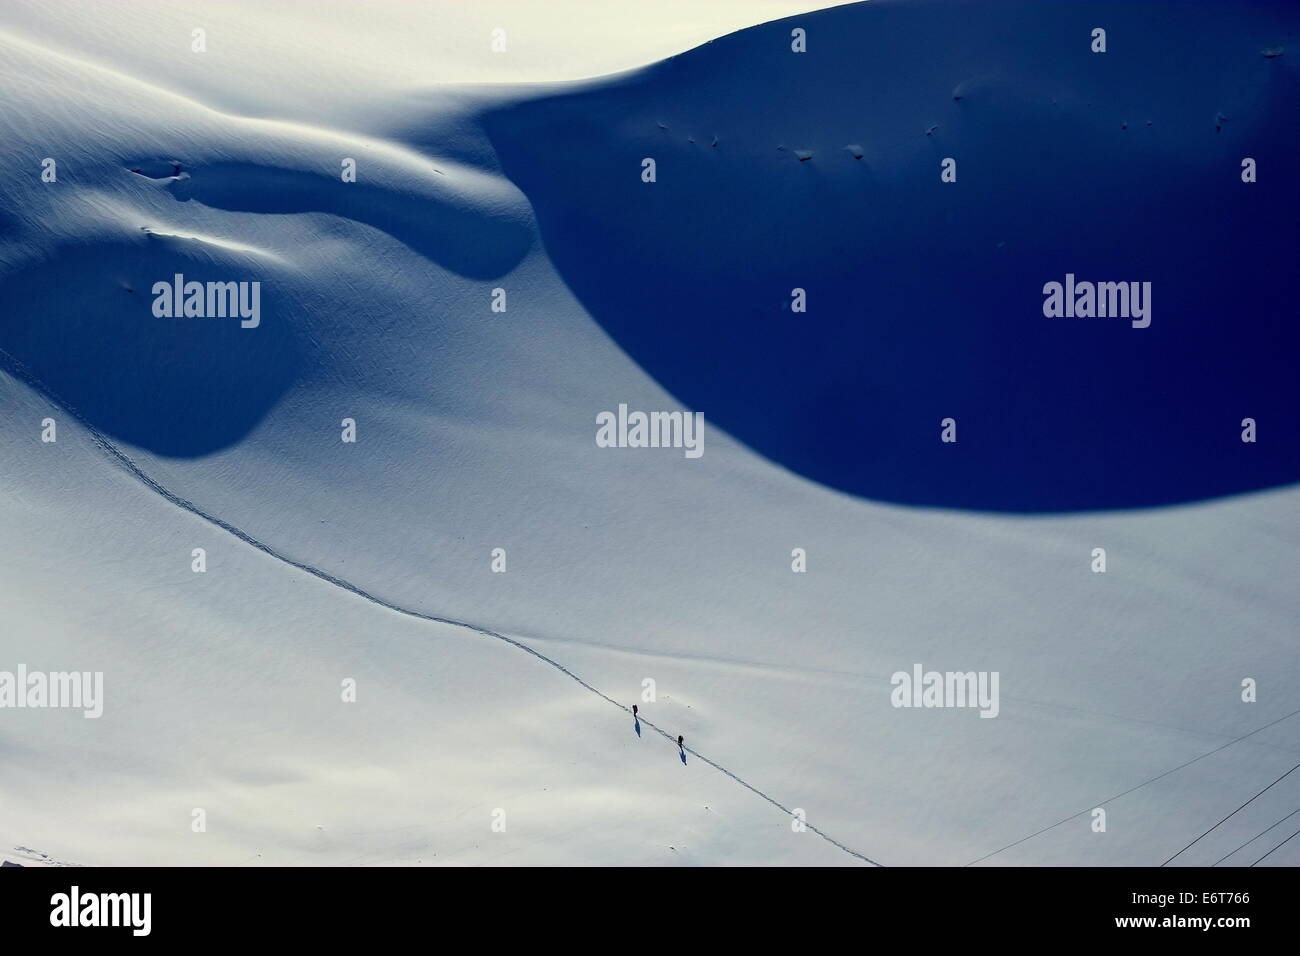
left=1, top=0, right=1298, bottom=867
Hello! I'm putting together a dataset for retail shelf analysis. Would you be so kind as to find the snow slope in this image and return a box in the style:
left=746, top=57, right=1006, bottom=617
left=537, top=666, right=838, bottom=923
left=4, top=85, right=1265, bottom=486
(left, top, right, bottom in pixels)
left=2, top=0, right=1298, bottom=867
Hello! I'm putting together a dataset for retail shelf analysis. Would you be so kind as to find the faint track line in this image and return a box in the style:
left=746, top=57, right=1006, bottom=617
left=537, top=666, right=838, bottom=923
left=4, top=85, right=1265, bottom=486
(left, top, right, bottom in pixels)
left=1, top=348, right=882, bottom=866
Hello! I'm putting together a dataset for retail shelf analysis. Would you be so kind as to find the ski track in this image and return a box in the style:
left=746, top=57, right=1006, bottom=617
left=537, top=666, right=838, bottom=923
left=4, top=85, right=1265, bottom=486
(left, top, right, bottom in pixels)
left=0, top=348, right=883, bottom=867
left=8, top=346, right=1297, bottom=868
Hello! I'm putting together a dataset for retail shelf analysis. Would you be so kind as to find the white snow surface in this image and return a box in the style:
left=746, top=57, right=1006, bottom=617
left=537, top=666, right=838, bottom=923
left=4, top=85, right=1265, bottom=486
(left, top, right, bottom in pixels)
left=1, top=0, right=1298, bottom=867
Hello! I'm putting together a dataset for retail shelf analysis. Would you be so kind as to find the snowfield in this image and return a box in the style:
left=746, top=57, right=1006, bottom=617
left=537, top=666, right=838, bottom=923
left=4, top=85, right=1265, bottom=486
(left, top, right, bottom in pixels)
left=2, top=0, right=1298, bottom=867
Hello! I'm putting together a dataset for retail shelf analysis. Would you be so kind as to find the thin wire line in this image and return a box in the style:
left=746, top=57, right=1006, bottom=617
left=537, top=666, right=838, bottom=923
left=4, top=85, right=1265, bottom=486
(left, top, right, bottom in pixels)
left=965, top=707, right=1300, bottom=866
left=1211, top=806, right=1300, bottom=866
left=1250, top=825, right=1300, bottom=867
left=1162, top=760, right=1300, bottom=866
